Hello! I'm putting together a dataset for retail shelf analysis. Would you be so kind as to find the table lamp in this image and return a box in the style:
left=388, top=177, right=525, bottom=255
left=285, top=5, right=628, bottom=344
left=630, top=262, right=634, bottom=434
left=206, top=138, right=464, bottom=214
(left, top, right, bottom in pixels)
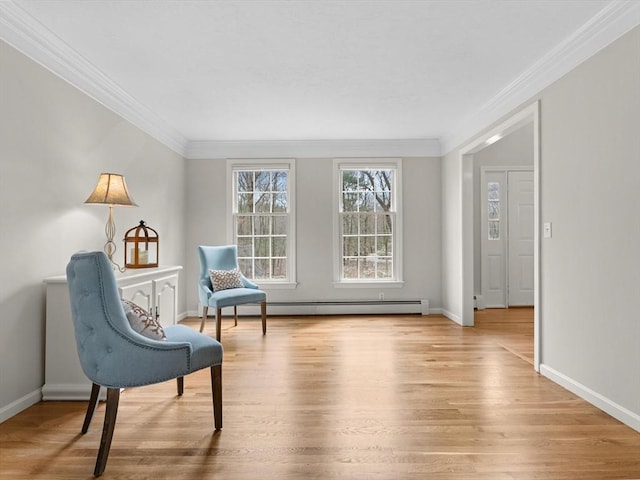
left=85, top=173, right=137, bottom=271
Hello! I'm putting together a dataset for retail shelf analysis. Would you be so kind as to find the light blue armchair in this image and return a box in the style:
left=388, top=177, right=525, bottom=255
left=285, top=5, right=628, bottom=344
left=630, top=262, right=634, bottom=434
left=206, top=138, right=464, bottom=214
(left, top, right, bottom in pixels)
left=198, top=245, right=267, bottom=341
left=66, top=251, right=223, bottom=477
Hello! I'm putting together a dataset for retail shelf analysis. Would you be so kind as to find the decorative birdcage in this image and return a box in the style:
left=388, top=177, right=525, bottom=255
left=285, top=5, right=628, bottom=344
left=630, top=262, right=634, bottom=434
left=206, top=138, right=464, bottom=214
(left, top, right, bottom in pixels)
left=123, top=220, right=158, bottom=269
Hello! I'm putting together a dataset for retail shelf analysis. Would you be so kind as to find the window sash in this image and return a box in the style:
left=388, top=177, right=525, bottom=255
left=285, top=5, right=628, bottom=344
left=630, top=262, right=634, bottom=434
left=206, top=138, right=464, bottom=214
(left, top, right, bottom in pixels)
left=336, top=163, right=400, bottom=282
left=229, top=161, right=295, bottom=283
left=340, top=211, right=395, bottom=280
left=233, top=169, right=290, bottom=214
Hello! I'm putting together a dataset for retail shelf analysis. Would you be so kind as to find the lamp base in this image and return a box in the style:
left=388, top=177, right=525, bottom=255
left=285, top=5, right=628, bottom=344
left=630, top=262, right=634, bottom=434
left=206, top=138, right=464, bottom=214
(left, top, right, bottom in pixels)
left=104, top=205, right=125, bottom=273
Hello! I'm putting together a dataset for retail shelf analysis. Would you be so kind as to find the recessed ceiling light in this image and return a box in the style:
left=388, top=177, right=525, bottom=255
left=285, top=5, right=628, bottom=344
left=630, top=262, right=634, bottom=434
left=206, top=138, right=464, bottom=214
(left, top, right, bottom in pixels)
left=485, top=134, right=503, bottom=145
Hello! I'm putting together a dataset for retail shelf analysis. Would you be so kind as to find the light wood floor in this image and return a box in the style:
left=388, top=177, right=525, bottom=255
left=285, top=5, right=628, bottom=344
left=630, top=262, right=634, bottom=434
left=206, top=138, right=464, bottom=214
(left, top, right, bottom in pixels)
left=2, top=310, right=639, bottom=479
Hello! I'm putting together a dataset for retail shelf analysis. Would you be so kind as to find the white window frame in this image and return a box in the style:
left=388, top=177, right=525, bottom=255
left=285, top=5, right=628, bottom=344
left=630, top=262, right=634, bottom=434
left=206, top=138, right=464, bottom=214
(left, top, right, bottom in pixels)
left=227, top=158, right=297, bottom=288
left=332, top=158, right=403, bottom=287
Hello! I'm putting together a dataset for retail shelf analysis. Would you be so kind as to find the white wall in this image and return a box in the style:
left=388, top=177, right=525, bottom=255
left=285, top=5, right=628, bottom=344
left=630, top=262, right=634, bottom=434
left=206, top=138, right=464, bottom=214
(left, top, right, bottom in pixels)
left=0, top=40, right=187, bottom=420
left=440, top=149, right=463, bottom=323
left=186, top=157, right=442, bottom=313
left=472, top=124, right=534, bottom=295
left=441, top=26, right=640, bottom=429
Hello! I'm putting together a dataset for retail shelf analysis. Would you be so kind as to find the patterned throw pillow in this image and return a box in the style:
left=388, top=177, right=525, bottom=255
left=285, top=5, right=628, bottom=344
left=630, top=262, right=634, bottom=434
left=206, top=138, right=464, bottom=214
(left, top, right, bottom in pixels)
left=121, top=299, right=166, bottom=341
left=209, top=268, right=244, bottom=292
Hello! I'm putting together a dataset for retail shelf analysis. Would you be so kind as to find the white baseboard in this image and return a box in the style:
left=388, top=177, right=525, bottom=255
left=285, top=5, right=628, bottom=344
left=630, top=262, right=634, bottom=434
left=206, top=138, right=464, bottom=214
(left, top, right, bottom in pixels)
left=0, top=389, right=41, bottom=423
left=41, top=382, right=102, bottom=401
left=540, top=364, right=640, bottom=433
left=442, top=309, right=463, bottom=325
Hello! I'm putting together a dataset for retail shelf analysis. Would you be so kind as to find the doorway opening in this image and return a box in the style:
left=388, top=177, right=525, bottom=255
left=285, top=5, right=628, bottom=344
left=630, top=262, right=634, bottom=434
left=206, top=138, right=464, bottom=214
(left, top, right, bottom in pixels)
left=460, top=101, right=540, bottom=371
left=479, top=166, right=534, bottom=308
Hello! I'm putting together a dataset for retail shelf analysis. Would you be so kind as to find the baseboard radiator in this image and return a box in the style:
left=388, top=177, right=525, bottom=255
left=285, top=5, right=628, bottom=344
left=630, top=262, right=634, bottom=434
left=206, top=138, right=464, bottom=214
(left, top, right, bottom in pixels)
left=224, top=299, right=430, bottom=316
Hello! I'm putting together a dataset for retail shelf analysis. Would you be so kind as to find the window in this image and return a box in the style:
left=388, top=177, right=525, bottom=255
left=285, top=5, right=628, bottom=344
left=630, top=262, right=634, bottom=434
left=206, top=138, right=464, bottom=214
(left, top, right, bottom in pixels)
left=334, top=159, right=402, bottom=284
left=487, top=181, right=500, bottom=240
left=229, top=160, right=296, bottom=285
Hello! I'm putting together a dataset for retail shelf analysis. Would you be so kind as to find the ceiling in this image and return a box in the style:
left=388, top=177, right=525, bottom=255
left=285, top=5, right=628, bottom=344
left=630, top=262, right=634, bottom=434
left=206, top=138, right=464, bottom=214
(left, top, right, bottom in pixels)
left=1, top=0, right=638, bottom=156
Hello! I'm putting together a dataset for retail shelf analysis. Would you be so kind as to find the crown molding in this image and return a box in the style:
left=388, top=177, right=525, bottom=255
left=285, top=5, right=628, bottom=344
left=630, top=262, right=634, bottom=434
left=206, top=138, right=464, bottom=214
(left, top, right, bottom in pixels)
left=0, top=2, right=438, bottom=161
left=185, top=138, right=441, bottom=159
left=440, top=0, right=640, bottom=155
left=0, top=1, right=188, bottom=157
left=2, top=0, right=637, bottom=160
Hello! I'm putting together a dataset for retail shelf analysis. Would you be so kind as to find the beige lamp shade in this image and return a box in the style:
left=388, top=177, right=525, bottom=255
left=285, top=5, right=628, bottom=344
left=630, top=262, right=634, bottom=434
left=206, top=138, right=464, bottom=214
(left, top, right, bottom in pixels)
left=85, top=173, right=137, bottom=206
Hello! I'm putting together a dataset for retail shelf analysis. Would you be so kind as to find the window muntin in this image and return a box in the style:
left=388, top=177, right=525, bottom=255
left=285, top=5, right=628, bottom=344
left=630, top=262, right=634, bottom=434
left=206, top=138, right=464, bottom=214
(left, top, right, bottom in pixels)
left=232, top=166, right=292, bottom=282
left=339, top=167, right=398, bottom=281
left=487, top=181, right=500, bottom=240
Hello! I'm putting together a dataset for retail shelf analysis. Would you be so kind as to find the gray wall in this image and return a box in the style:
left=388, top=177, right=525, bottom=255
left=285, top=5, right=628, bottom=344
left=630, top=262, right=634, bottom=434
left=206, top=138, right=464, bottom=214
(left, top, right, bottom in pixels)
left=0, top=40, right=187, bottom=419
left=186, top=157, right=442, bottom=312
left=539, top=26, right=639, bottom=417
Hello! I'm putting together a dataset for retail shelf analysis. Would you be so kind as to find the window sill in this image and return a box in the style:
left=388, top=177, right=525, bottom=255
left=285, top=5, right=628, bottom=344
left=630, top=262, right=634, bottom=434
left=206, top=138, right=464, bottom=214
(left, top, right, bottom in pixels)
left=256, top=282, right=298, bottom=290
left=333, top=281, right=404, bottom=288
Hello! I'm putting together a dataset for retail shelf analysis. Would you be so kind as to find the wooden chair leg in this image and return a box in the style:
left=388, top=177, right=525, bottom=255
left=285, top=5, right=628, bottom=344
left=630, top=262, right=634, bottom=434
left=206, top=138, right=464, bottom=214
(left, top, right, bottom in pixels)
left=94, top=387, right=120, bottom=477
left=177, top=376, right=184, bottom=396
left=261, top=301, right=267, bottom=335
left=200, top=306, right=208, bottom=333
left=82, top=383, right=101, bottom=434
left=216, top=308, right=222, bottom=342
left=234, top=305, right=238, bottom=326
left=211, top=365, right=222, bottom=431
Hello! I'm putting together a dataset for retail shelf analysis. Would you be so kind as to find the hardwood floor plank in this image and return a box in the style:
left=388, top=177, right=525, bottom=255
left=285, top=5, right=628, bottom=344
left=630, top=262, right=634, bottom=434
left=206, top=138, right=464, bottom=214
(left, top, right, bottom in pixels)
left=1, top=311, right=639, bottom=479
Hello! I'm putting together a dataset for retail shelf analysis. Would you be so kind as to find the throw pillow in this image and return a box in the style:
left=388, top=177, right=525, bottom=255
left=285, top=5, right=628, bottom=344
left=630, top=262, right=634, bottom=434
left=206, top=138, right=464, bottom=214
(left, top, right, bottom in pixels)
left=209, top=268, right=244, bottom=291
left=121, top=299, right=166, bottom=341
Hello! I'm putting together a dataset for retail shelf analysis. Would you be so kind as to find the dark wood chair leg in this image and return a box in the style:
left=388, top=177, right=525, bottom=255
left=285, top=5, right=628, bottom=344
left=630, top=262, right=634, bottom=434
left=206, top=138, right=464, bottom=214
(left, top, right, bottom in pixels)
left=216, top=308, right=222, bottom=342
left=177, top=376, right=184, bottom=396
left=234, top=305, right=238, bottom=326
left=94, top=387, right=120, bottom=477
left=261, top=301, right=267, bottom=335
left=211, top=365, right=222, bottom=431
left=200, top=306, right=208, bottom=333
left=82, top=383, right=101, bottom=434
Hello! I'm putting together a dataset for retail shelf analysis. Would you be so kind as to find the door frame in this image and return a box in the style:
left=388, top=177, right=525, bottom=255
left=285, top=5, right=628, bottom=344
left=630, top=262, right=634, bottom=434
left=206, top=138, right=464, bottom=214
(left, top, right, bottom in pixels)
left=461, top=101, right=540, bottom=371
left=480, top=166, right=534, bottom=308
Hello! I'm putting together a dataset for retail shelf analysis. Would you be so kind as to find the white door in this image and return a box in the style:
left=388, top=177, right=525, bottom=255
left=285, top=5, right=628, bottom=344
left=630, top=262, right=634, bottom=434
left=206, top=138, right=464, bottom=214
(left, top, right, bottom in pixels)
left=507, top=170, right=534, bottom=305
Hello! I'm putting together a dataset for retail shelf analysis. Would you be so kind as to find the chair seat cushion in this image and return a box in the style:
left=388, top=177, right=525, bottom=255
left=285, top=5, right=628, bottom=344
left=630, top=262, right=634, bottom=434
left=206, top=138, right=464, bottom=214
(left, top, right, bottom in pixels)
left=207, top=287, right=266, bottom=308
left=164, top=325, right=223, bottom=372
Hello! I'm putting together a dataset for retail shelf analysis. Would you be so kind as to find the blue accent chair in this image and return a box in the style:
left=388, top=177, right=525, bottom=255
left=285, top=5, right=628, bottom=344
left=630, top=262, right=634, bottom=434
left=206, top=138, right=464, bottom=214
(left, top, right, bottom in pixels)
left=66, top=251, right=223, bottom=477
left=197, top=245, right=267, bottom=341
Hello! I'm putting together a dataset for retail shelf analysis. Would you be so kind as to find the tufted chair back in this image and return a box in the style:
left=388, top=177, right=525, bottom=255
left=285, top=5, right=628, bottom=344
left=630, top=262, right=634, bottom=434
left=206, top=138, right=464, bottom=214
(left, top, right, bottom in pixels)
left=198, top=245, right=240, bottom=303
left=66, top=251, right=191, bottom=388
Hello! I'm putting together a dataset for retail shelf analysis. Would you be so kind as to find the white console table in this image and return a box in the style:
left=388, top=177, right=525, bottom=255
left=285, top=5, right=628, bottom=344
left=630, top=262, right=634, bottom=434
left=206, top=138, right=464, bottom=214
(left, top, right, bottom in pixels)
left=42, top=265, right=182, bottom=401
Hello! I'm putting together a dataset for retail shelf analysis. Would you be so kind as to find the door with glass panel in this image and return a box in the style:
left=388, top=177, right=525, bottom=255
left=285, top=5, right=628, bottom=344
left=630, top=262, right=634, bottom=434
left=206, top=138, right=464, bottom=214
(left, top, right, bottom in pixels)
left=480, top=168, right=533, bottom=307
left=481, top=170, right=507, bottom=307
